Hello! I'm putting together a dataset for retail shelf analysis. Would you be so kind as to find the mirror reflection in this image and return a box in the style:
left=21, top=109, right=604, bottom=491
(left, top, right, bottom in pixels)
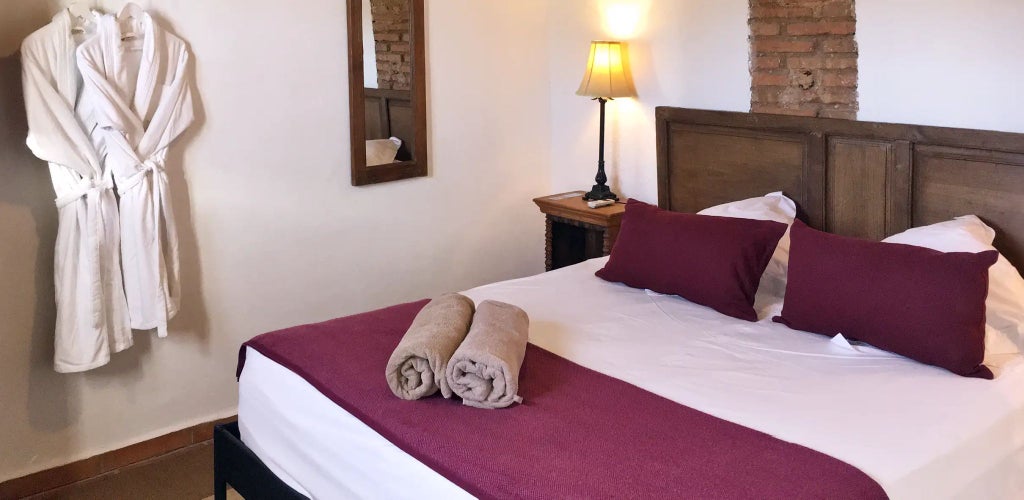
left=361, top=0, right=415, bottom=167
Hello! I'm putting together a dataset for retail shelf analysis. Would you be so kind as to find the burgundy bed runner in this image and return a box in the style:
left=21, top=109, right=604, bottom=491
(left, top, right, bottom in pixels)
left=238, top=300, right=887, bottom=499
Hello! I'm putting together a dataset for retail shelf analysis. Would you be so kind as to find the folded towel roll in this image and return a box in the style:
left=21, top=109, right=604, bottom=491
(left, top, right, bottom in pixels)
left=446, top=300, right=529, bottom=409
left=386, top=293, right=475, bottom=400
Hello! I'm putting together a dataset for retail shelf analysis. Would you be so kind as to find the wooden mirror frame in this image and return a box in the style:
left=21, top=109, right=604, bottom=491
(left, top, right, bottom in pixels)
left=347, top=0, right=428, bottom=186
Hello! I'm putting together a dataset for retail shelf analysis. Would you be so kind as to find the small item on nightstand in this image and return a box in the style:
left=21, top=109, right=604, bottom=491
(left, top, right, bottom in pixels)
left=587, top=199, right=616, bottom=209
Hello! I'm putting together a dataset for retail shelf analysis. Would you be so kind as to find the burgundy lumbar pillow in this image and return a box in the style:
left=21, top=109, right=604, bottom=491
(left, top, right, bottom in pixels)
left=774, top=220, right=998, bottom=379
left=595, top=199, right=787, bottom=321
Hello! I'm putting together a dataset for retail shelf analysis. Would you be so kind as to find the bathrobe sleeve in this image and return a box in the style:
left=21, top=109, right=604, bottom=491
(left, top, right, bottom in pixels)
left=21, top=37, right=101, bottom=178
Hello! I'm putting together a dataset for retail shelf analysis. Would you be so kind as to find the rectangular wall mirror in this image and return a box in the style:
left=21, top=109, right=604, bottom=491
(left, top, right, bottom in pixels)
left=347, top=0, right=427, bottom=185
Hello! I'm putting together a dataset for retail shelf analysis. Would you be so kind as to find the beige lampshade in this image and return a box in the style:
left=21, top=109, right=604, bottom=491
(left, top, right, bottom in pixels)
left=576, top=41, right=637, bottom=99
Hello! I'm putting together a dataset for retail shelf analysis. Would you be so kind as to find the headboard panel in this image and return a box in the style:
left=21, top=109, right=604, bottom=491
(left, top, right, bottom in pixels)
left=661, top=123, right=820, bottom=224
left=656, top=108, right=1024, bottom=267
left=365, top=88, right=415, bottom=161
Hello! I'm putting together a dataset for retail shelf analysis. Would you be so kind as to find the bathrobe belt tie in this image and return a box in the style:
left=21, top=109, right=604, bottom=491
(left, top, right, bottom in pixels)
left=54, top=173, right=116, bottom=330
left=117, top=158, right=166, bottom=194
left=54, top=175, right=113, bottom=209
left=118, top=157, right=171, bottom=337
left=121, top=155, right=169, bottom=336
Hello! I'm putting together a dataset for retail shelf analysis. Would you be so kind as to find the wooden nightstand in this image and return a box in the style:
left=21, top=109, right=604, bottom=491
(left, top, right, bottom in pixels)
left=533, top=191, right=626, bottom=271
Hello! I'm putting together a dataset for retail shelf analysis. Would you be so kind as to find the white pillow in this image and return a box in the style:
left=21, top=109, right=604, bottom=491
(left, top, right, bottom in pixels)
left=698, top=192, right=797, bottom=317
left=366, top=137, right=402, bottom=166
left=883, top=215, right=1024, bottom=356
left=697, top=191, right=797, bottom=224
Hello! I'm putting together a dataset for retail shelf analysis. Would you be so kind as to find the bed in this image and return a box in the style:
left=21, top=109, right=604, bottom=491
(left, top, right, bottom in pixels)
left=218, top=108, right=1024, bottom=499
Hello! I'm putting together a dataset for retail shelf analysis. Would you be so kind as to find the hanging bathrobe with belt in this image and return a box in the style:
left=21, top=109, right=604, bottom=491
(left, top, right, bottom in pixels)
left=76, top=7, right=194, bottom=338
left=22, top=9, right=133, bottom=372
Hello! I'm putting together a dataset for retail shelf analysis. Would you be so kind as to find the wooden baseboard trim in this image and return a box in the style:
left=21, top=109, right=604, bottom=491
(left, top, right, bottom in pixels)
left=0, top=415, right=237, bottom=499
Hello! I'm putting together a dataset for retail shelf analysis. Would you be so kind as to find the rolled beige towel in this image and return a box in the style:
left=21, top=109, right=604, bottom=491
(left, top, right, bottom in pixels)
left=446, top=300, right=529, bottom=409
left=386, top=293, right=475, bottom=400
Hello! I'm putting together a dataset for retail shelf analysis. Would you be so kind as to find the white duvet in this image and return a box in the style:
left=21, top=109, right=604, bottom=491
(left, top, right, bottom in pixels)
left=239, top=257, right=1024, bottom=499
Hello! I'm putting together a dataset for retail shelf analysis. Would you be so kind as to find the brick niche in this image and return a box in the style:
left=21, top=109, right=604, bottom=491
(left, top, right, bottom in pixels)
left=749, top=0, right=858, bottom=119
left=370, top=0, right=413, bottom=90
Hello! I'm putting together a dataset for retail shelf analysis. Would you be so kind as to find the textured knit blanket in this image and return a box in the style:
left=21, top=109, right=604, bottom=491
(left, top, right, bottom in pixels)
left=238, top=299, right=886, bottom=500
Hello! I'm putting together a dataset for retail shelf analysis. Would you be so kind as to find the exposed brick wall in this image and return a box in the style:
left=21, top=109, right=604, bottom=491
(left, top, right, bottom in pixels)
left=370, top=0, right=412, bottom=90
left=749, top=0, right=858, bottom=119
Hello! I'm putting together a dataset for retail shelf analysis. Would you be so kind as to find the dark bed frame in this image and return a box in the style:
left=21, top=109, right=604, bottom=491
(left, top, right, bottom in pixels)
left=214, top=108, right=1024, bottom=498
left=214, top=422, right=307, bottom=500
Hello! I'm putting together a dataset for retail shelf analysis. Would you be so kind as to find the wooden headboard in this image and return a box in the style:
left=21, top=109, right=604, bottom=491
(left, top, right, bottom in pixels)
left=656, top=108, right=1024, bottom=267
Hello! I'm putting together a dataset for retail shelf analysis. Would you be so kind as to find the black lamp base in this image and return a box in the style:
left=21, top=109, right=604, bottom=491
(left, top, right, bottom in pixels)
left=584, top=97, right=619, bottom=203
left=583, top=184, right=619, bottom=201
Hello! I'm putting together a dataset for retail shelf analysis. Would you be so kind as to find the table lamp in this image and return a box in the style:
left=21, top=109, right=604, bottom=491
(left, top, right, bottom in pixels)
left=576, top=40, right=637, bottom=201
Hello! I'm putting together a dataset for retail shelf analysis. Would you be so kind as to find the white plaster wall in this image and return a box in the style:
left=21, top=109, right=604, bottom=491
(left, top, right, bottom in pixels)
left=546, top=0, right=751, bottom=203
left=858, top=0, right=1024, bottom=133
left=0, top=0, right=551, bottom=480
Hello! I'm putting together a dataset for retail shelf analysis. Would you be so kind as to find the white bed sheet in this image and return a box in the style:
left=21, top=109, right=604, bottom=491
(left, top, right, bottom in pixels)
left=239, top=257, right=1024, bottom=500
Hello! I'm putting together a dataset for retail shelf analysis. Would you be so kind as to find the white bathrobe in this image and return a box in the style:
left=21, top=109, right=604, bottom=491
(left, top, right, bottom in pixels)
left=22, top=9, right=133, bottom=372
left=76, top=10, right=194, bottom=338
